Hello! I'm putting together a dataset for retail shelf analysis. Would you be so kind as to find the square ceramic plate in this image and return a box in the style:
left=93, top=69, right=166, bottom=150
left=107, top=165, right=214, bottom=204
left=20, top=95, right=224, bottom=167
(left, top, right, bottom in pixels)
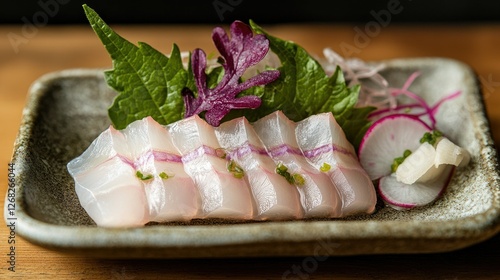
left=6, top=58, right=500, bottom=258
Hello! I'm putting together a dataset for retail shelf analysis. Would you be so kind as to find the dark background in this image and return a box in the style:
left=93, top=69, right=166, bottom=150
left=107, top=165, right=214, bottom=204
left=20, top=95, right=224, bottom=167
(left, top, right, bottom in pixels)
left=1, top=0, right=500, bottom=25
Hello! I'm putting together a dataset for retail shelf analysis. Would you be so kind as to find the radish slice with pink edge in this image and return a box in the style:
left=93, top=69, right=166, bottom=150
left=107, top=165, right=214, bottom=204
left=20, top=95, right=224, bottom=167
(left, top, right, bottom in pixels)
left=378, top=165, right=454, bottom=210
left=359, top=114, right=432, bottom=181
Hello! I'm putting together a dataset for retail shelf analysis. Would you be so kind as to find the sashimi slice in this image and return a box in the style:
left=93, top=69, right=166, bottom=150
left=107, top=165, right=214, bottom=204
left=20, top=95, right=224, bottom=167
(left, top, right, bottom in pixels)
left=67, top=129, right=149, bottom=227
left=74, top=157, right=149, bottom=227
left=296, top=113, right=377, bottom=216
left=253, top=111, right=342, bottom=218
left=216, top=117, right=303, bottom=220
left=149, top=160, right=200, bottom=221
left=168, top=115, right=254, bottom=219
left=121, top=117, right=199, bottom=222
left=67, top=126, right=130, bottom=176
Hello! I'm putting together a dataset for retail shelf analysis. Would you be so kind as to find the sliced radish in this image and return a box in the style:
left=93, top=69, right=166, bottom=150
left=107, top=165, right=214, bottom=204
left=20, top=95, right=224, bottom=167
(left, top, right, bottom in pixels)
left=359, top=114, right=431, bottom=180
left=378, top=165, right=454, bottom=210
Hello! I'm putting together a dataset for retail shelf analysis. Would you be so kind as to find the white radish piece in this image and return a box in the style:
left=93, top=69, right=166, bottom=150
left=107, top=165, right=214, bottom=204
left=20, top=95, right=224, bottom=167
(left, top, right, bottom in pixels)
left=396, top=137, right=470, bottom=185
left=253, top=111, right=342, bottom=218
left=435, top=137, right=470, bottom=167
left=215, top=117, right=303, bottom=220
left=379, top=166, right=454, bottom=210
left=359, top=114, right=431, bottom=180
left=296, top=112, right=376, bottom=216
left=395, top=142, right=438, bottom=185
left=168, top=115, right=254, bottom=219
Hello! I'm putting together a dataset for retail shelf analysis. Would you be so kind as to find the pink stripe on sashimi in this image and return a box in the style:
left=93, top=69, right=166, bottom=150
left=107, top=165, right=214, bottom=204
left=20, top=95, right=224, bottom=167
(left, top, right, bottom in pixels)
left=216, top=117, right=303, bottom=220
left=253, top=111, right=342, bottom=218
left=121, top=117, right=199, bottom=222
left=67, top=117, right=200, bottom=227
left=296, top=113, right=377, bottom=216
left=168, top=115, right=254, bottom=219
left=67, top=127, right=149, bottom=227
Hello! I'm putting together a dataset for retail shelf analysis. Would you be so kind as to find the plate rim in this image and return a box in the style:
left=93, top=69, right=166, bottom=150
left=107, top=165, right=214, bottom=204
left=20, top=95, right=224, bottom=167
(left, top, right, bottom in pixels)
left=7, top=57, right=500, bottom=257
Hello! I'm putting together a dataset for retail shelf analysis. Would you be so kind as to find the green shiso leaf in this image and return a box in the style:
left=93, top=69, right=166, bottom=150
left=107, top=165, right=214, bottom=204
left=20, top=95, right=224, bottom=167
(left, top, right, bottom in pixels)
left=241, top=20, right=374, bottom=148
left=83, top=5, right=373, bottom=149
left=83, top=5, right=187, bottom=129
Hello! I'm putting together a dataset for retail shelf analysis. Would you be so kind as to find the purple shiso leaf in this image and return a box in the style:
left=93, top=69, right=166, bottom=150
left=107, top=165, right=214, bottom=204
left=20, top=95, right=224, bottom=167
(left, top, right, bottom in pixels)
left=183, top=20, right=280, bottom=126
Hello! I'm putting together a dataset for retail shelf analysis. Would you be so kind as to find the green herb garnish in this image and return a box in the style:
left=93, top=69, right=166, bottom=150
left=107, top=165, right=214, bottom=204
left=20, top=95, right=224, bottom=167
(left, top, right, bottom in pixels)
left=159, top=172, right=174, bottom=180
left=391, top=149, right=412, bottom=173
left=215, top=148, right=227, bottom=159
left=276, top=163, right=304, bottom=185
left=420, top=130, right=442, bottom=146
left=320, top=162, right=332, bottom=172
left=292, top=174, right=306, bottom=185
left=227, top=160, right=245, bottom=179
left=136, top=170, right=153, bottom=181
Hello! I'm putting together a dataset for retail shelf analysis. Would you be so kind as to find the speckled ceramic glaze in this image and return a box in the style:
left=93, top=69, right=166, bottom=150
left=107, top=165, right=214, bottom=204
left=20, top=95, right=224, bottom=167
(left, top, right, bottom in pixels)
left=5, top=58, right=500, bottom=258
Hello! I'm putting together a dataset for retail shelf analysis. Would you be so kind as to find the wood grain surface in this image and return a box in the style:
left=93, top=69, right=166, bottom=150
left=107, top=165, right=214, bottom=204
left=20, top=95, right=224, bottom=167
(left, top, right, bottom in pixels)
left=1, top=23, right=499, bottom=279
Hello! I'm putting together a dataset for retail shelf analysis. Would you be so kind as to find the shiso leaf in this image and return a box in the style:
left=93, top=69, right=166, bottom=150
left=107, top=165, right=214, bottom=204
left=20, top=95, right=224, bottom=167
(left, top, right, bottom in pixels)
left=84, top=4, right=373, bottom=149
left=232, top=20, right=375, bottom=148
left=83, top=5, right=187, bottom=129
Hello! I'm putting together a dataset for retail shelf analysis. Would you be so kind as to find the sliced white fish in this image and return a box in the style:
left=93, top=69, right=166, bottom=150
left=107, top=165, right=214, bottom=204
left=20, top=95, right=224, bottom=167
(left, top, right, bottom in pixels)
left=253, top=111, right=342, bottom=218
left=216, top=117, right=303, bottom=220
left=121, top=117, right=199, bottom=222
left=67, top=126, right=130, bottom=176
left=69, top=111, right=379, bottom=227
left=168, top=115, right=254, bottom=219
left=296, top=112, right=377, bottom=216
left=67, top=127, right=149, bottom=227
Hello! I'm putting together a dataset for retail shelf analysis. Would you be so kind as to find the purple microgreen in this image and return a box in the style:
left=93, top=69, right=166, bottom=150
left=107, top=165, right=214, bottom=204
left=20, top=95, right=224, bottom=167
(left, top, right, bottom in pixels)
left=183, top=20, right=280, bottom=126
left=322, top=48, right=393, bottom=109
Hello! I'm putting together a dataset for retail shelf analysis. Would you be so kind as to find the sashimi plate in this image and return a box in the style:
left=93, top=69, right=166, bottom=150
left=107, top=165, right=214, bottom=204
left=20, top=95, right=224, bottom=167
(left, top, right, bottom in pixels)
left=7, top=58, right=500, bottom=258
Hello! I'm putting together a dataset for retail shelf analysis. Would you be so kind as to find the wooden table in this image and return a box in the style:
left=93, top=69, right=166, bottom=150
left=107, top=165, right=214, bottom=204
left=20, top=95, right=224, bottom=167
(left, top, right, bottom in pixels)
left=1, top=23, right=499, bottom=279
